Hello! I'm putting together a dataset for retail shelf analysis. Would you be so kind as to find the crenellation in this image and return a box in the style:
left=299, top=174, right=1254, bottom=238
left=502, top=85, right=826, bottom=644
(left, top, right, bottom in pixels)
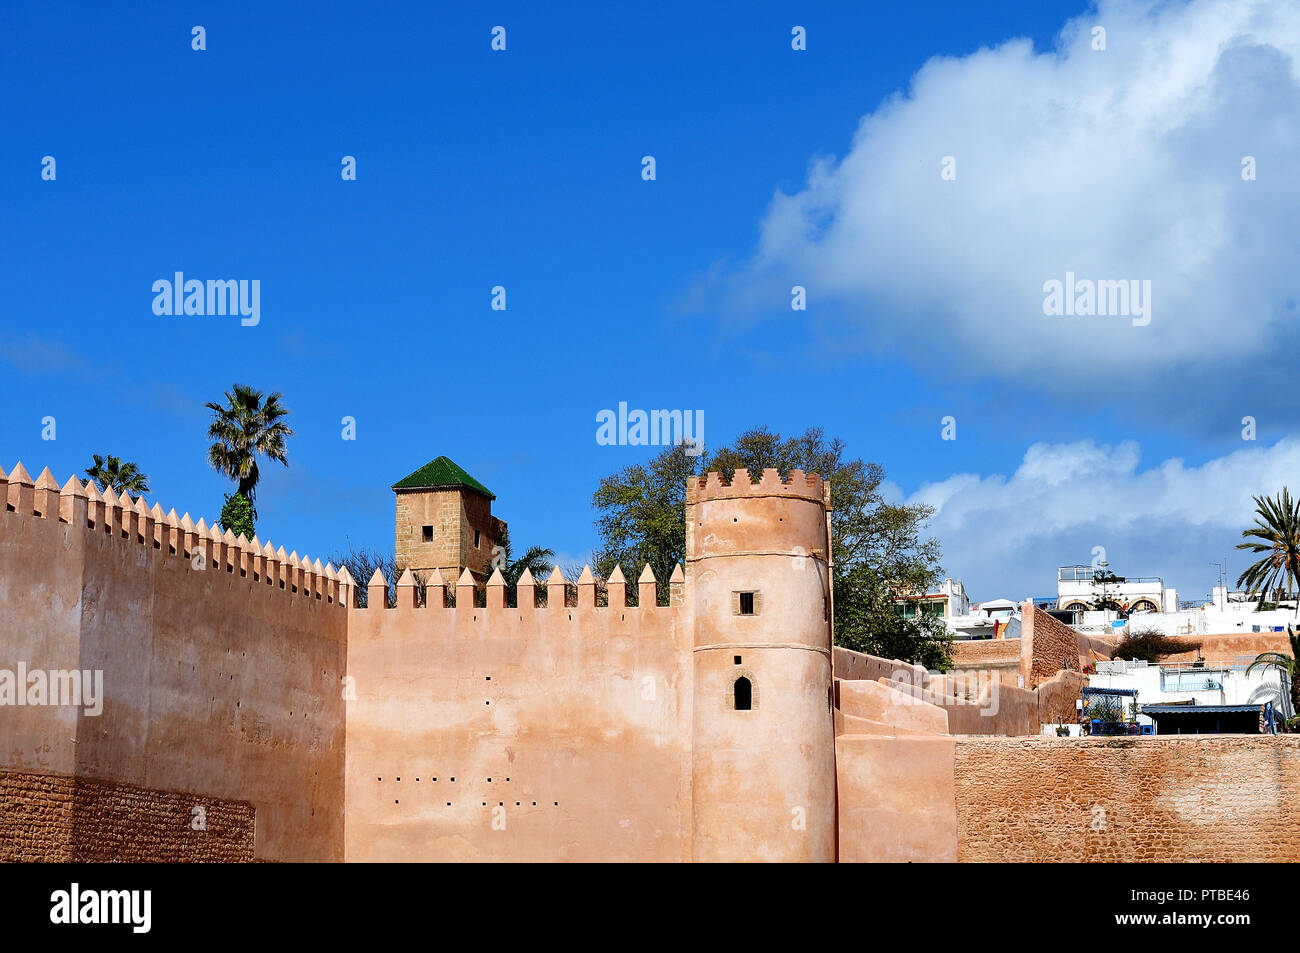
left=10, top=460, right=1288, bottom=865
left=260, top=540, right=275, bottom=585
left=7, top=462, right=35, bottom=515
left=686, top=466, right=825, bottom=504
left=366, top=567, right=387, bottom=608
left=234, top=533, right=250, bottom=576
left=426, top=568, right=448, bottom=608
left=456, top=567, right=476, bottom=608
left=516, top=567, right=535, bottom=611
left=577, top=565, right=596, bottom=609
left=607, top=564, right=627, bottom=608
left=136, top=496, right=154, bottom=548
left=149, top=502, right=166, bottom=549
left=192, top=518, right=211, bottom=567
left=337, top=566, right=356, bottom=608
left=313, top=558, right=327, bottom=601
left=1, top=462, right=342, bottom=614
left=59, top=474, right=88, bottom=527
left=637, top=564, right=657, bottom=607
left=125, top=493, right=140, bottom=541
left=486, top=567, right=506, bottom=609
left=545, top=565, right=565, bottom=608
left=102, top=486, right=121, bottom=536
left=85, top=481, right=104, bottom=529
left=33, top=467, right=60, bottom=518
left=396, top=568, right=417, bottom=609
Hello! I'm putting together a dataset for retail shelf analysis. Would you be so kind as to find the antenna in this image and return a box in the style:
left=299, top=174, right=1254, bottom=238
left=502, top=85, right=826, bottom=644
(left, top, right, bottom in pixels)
left=1209, top=560, right=1226, bottom=591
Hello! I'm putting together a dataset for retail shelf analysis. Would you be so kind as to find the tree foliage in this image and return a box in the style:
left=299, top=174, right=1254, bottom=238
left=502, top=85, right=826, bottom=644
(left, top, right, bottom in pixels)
left=1090, top=564, right=1125, bottom=612
left=205, top=384, right=294, bottom=501
left=1236, top=488, right=1300, bottom=608
left=83, top=454, right=150, bottom=495
left=218, top=491, right=256, bottom=540
left=326, top=543, right=426, bottom=609
left=591, top=444, right=697, bottom=605
left=490, top=526, right=555, bottom=607
left=590, top=427, right=951, bottom=667
left=1111, top=628, right=1202, bottom=663
left=1245, top=628, right=1300, bottom=717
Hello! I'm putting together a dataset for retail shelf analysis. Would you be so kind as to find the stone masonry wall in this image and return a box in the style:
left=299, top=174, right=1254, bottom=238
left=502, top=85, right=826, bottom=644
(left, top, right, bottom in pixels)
left=1021, top=604, right=1082, bottom=686
left=954, top=736, right=1300, bottom=862
left=0, top=771, right=255, bottom=862
left=0, top=466, right=347, bottom=861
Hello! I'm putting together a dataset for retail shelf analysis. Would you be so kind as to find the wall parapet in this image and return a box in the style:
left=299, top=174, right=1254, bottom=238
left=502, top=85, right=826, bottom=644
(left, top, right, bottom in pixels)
left=1, top=461, right=351, bottom=610
left=686, top=467, right=827, bottom=505
left=357, top=562, right=684, bottom=613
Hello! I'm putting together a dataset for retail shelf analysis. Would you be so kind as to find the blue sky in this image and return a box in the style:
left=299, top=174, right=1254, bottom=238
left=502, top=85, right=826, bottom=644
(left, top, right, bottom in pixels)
left=4, top=0, right=1299, bottom=604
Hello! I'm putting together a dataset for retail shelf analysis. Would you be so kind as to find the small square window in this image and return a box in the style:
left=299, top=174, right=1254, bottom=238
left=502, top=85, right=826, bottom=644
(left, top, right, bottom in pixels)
left=733, top=655, right=742, bottom=665
left=422, top=525, right=433, bottom=542
left=473, top=529, right=481, bottom=548
left=739, top=592, right=755, bottom=615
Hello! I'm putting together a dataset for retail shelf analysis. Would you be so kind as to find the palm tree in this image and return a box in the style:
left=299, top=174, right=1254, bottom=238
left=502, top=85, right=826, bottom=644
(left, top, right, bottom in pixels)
left=492, top=526, right=554, bottom=587
left=1235, top=488, right=1300, bottom=613
left=84, top=454, right=150, bottom=496
left=205, top=384, right=294, bottom=502
left=1245, top=628, right=1300, bottom=720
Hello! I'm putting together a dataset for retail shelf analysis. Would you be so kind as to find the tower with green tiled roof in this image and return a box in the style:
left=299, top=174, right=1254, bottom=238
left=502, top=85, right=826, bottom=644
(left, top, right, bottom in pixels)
left=392, top=456, right=506, bottom=583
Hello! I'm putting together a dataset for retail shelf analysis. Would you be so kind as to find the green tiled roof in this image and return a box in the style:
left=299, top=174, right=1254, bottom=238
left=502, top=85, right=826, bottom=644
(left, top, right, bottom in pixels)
left=392, top=456, right=494, bottom=498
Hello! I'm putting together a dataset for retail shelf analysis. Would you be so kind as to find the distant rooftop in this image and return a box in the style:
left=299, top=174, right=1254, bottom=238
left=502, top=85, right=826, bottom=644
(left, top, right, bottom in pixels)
left=392, top=456, right=494, bottom=499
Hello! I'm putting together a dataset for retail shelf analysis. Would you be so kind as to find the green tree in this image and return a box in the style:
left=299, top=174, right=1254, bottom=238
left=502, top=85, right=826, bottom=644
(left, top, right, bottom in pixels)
left=83, top=454, right=150, bottom=496
left=218, top=491, right=256, bottom=540
left=1245, top=628, right=1300, bottom=718
left=590, top=427, right=950, bottom=667
left=1111, top=628, right=1202, bottom=663
left=205, top=384, right=294, bottom=505
left=1090, top=563, right=1125, bottom=613
left=1236, top=488, right=1300, bottom=611
left=591, top=443, right=698, bottom=605
left=489, top=526, right=555, bottom=606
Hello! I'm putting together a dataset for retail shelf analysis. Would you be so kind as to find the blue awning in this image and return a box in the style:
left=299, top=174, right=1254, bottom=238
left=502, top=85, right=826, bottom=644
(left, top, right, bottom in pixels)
left=1141, top=704, right=1263, bottom=714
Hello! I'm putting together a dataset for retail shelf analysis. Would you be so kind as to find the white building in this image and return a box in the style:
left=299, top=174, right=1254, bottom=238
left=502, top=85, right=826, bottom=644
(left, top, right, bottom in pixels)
left=1083, top=658, right=1290, bottom=733
left=1056, top=565, right=1177, bottom=617
left=948, top=598, right=1022, bottom=640
left=895, top=578, right=971, bottom=621
left=1071, top=588, right=1298, bottom=639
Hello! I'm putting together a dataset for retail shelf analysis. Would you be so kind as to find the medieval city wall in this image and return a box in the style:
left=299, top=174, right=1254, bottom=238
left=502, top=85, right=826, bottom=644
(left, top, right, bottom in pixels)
left=0, top=771, right=255, bottom=862
left=950, top=637, right=1022, bottom=685
left=343, top=570, right=694, bottom=861
left=0, top=500, right=84, bottom=779
left=0, top=465, right=347, bottom=862
left=1020, top=604, right=1084, bottom=686
left=954, top=736, right=1300, bottom=862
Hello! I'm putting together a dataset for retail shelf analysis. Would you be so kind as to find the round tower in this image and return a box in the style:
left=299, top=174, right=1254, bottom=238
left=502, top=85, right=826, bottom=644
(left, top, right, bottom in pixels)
left=687, top=467, right=836, bottom=862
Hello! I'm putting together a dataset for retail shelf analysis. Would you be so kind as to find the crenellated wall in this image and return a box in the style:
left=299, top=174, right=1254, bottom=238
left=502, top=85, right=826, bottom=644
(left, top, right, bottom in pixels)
left=3, top=460, right=1294, bottom=864
left=343, top=566, right=694, bottom=861
left=0, top=463, right=348, bottom=861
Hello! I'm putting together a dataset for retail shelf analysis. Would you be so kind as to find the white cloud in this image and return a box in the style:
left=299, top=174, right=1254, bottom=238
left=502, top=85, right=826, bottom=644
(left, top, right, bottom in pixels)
left=742, top=0, right=1300, bottom=395
left=914, top=436, right=1300, bottom=600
